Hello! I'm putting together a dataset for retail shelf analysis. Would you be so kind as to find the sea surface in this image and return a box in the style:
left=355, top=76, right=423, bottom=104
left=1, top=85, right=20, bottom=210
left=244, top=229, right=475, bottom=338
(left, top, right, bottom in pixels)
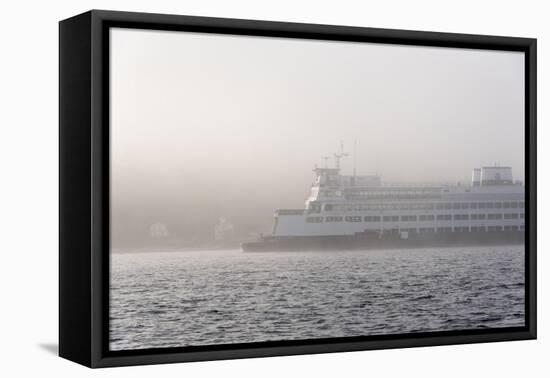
left=110, top=246, right=525, bottom=351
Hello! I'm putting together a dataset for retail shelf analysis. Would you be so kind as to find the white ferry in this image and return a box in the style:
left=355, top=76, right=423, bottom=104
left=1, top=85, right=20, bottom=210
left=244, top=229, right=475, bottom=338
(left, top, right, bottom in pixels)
left=242, top=146, right=525, bottom=252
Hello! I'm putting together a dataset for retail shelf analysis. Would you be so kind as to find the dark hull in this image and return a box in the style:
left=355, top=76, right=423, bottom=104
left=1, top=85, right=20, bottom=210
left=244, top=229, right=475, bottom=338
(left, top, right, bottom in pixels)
left=241, top=231, right=524, bottom=252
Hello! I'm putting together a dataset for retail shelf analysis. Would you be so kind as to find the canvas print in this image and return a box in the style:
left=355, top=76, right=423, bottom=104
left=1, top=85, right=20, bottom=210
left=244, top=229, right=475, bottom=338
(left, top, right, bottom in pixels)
left=109, top=28, right=526, bottom=351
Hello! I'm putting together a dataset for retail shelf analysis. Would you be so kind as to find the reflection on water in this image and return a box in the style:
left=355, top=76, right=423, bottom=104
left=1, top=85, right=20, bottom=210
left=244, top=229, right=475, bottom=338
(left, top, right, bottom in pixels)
left=110, top=246, right=524, bottom=351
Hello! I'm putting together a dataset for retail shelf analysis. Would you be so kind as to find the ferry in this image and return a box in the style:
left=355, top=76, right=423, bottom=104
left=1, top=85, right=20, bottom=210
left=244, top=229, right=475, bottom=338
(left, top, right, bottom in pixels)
left=241, top=145, right=525, bottom=252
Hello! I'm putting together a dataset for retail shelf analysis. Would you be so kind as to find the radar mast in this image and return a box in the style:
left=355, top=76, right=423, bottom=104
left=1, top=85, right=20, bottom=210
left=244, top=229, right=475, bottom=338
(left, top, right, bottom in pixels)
left=333, top=141, right=349, bottom=170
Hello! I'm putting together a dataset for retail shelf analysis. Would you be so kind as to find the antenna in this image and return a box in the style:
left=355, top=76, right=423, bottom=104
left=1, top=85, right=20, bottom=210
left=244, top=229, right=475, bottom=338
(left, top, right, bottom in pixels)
left=322, top=156, right=330, bottom=168
left=333, top=141, right=349, bottom=170
left=353, top=139, right=357, bottom=178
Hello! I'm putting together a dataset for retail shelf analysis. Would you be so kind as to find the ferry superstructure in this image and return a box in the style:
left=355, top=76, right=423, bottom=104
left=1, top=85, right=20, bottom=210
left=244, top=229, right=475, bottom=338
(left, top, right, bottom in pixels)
left=242, top=147, right=525, bottom=252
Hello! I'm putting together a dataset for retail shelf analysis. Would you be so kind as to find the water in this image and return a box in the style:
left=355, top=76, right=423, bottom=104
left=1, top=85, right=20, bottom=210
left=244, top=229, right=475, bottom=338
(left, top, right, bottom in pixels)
left=110, top=246, right=525, bottom=351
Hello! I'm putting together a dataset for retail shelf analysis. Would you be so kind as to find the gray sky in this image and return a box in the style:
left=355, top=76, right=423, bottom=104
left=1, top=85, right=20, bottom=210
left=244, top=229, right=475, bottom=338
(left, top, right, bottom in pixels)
left=110, top=28, right=525, bottom=246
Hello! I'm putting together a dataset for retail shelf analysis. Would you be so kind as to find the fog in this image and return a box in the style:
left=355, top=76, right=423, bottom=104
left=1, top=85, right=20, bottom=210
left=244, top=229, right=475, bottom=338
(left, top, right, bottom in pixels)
left=110, top=28, right=525, bottom=249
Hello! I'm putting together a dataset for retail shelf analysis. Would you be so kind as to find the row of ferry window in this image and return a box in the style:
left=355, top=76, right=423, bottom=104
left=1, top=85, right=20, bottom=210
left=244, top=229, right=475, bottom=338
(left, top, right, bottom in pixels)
left=325, top=201, right=525, bottom=211
left=303, top=220, right=525, bottom=232
left=321, top=190, right=440, bottom=197
left=397, top=225, right=524, bottom=232
left=346, top=190, right=441, bottom=197
left=308, top=213, right=525, bottom=223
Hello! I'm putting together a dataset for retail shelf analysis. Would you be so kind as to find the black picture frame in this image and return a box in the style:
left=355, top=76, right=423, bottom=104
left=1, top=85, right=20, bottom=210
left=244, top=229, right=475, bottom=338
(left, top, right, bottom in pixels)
left=59, top=9, right=537, bottom=368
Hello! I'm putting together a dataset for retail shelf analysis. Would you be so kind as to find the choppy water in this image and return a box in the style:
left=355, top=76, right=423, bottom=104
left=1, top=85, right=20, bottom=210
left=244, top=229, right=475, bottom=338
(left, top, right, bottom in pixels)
left=110, top=246, right=525, bottom=351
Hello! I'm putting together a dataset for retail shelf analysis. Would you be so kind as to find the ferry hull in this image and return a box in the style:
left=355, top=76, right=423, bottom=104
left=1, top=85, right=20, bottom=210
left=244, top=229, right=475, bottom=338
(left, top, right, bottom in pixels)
left=241, top=231, right=524, bottom=252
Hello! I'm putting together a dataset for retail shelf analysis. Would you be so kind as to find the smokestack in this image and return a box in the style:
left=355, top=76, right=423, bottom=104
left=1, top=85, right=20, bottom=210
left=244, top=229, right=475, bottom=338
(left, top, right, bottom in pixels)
left=480, top=166, right=513, bottom=186
left=472, top=168, right=481, bottom=186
